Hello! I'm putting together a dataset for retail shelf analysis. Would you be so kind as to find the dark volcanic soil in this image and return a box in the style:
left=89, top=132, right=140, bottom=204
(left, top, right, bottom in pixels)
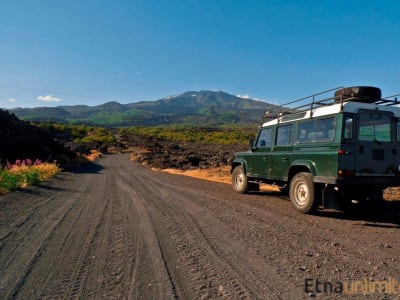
left=123, top=133, right=248, bottom=170
left=1, top=154, right=400, bottom=299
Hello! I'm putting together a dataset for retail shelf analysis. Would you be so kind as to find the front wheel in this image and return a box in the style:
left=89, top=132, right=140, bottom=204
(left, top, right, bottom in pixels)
left=289, top=172, right=318, bottom=213
left=232, top=165, right=248, bottom=194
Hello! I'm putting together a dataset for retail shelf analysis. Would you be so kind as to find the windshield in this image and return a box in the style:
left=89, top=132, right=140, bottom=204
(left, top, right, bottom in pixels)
left=358, top=111, right=391, bottom=142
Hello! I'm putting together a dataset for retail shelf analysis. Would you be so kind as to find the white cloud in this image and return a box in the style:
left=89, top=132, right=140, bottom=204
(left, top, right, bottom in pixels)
left=7, top=98, right=17, bottom=102
left=237, top=94, right=250, bottom=99
left=37, top=94, right=62, bottom=102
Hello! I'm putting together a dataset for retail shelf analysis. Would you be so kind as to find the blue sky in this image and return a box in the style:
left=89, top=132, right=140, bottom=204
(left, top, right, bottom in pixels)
left=1, top=0, right=399, bottom=108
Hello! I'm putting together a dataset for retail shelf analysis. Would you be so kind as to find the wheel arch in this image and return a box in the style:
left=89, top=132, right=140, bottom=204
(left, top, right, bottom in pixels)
left=231, top=159, right=248, bottom=174
left=288, top=160, right=316, bottom=183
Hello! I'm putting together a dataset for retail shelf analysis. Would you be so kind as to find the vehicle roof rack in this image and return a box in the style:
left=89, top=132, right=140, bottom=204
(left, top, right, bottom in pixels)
left=379, top=94, right=400, bottom=106
left=261, top=87, right=400, bottom=124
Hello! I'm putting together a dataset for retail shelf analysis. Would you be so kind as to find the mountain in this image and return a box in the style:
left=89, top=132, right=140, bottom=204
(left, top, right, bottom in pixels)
left=9, top=90, right=280, bottom=126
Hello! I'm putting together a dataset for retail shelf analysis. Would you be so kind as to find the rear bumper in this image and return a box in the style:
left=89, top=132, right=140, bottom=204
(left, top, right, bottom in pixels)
left=315, top=175, right=400, bottom=187
left=336, top=175, right=400, bottom=187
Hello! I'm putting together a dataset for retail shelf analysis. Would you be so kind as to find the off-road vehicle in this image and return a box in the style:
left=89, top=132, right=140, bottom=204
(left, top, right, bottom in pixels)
left=231, top=86, right=400, bottom=213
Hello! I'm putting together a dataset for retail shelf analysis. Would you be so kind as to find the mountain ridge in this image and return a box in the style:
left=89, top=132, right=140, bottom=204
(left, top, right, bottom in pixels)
left=9, top=90, right=280, bottom=126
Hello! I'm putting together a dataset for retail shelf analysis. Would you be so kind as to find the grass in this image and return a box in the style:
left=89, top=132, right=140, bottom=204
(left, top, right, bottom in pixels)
left=0, top=160, right=61, bottom=195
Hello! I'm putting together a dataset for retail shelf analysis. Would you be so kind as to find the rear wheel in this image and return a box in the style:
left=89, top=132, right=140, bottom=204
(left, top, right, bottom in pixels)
left=232, top=165, right=248, bottom=194
left=360, top=189, right=383, bottom=215
left=289, top=172, right=317, bottom=213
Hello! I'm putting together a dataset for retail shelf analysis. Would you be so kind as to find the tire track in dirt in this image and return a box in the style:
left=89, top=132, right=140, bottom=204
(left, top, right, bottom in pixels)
left=0, top=193, right=58, bottom=242
left=0, top=175, right=91, bottom=299
left=158, top=172, right=400, bottom=294
left=114, top=170, right=178, bottom=299
left=1, top=154, right=400, bottom=299
left=124, top=162, right=400, bottom=299
left=133, top=170, right=286, bottom=296
left=39, top=168, right=111, bottom=299
left=114, top=157, right=286, bottom=299
left=98, top=163, right=139, bottom=299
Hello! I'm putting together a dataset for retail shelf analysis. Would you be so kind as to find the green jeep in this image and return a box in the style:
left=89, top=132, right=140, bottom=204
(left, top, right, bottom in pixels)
left=231, top=86, right=400, bottom=213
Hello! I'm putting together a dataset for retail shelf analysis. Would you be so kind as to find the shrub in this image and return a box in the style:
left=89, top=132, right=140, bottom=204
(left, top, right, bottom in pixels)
left=0, top=171, right=20, bottom=190
left=0, top=159, right=60, bottom=194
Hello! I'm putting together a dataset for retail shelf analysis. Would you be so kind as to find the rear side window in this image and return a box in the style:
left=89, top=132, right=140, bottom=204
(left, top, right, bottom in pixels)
left=344, top=117, right=354, bottom=139
left=316, top=118, right=335, bottom=141
left=297, top=117, right=335, bottom=143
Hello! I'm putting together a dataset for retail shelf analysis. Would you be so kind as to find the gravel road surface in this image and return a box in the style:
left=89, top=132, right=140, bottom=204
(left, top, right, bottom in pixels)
left=1, top=154, right=399, bottom=299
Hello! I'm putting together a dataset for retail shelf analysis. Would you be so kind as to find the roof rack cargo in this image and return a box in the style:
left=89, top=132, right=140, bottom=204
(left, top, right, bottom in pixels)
left=261, top=86, right=400, bottom=124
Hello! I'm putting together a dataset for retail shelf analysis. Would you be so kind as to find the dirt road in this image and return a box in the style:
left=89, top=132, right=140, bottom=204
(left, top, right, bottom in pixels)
left=1, top=154, right=400, bottom=299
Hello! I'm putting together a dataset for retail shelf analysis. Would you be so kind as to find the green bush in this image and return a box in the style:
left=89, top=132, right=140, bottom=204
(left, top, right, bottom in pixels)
left=0, top=172, right=20, bottom=190
left=22, top=170, right=40, bottom=185
left=0, top=162, right=60, bottom=194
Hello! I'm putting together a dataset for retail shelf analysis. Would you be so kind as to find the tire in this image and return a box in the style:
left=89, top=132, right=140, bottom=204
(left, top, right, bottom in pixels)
left=289, top=172, right=317, bottom=213
left=361, top=189, right=383, bottom=215
left=334, top=86, right=381, bottom=103
left=232, top=165, right=248, bottom=194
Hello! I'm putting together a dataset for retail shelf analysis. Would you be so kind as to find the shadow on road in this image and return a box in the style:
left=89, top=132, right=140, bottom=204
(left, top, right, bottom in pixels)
left=250, top=190, right=400, bottom=226
left=68, top=162, right=104, bottom=174
left=314, top=201, right=400, bottom=226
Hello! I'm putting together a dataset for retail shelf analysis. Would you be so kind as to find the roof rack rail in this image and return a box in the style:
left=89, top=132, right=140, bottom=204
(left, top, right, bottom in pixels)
left=261, top=87, right=400, bottom=124
left=261, top=87, right=342, bottom=124
left=380, top=94, right=400, bottom=106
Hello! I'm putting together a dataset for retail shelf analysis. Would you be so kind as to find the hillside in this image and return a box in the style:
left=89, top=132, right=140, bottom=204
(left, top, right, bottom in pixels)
left=10, top=91, right=279, bottom=126
left=0, top=110, right=77, bottom=165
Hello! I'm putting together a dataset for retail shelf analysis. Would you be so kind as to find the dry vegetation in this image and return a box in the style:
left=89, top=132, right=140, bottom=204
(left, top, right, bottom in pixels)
left=0, top=159, right=60, bottom=195
left=160, top=166, right=281, bottom=192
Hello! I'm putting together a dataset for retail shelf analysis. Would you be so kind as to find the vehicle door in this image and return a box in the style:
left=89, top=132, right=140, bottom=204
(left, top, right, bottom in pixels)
left=270, top=124, right=293, bottom=181
left=246, top=127, right=272, bottom=178
left=355, top=110, right=396, bottom=176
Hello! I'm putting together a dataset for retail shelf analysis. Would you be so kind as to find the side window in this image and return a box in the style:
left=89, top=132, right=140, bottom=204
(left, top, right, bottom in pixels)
left=256, top=128, right=272, bottom=147
left=397, top=120, right=400, bottom=142
left=315, top=117, right=335, bottom=142
left=298, top=121, right=315, bottom=143
left=276, top=125, right=292, bottom=146
left=344, top=117, right=353, bottom=139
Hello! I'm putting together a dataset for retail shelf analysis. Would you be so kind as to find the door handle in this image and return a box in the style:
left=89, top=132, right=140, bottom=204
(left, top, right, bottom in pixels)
left=263, top=156, right=269, bottom=160
left=282, top=157, right=289, bottom=161
left=359, top=145, right=364, bottom=153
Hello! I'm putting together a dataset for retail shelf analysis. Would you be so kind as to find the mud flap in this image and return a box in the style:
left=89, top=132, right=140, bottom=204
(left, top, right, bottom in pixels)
left=321, top=186, right=342, bottom=210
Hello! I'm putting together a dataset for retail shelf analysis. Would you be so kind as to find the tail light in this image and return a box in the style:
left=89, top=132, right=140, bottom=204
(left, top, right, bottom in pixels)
left=338, top=169, right=354, bottom=178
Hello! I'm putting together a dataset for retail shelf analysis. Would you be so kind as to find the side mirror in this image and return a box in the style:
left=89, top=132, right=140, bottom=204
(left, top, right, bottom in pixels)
left=249, top=138, right=255, bottom=147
